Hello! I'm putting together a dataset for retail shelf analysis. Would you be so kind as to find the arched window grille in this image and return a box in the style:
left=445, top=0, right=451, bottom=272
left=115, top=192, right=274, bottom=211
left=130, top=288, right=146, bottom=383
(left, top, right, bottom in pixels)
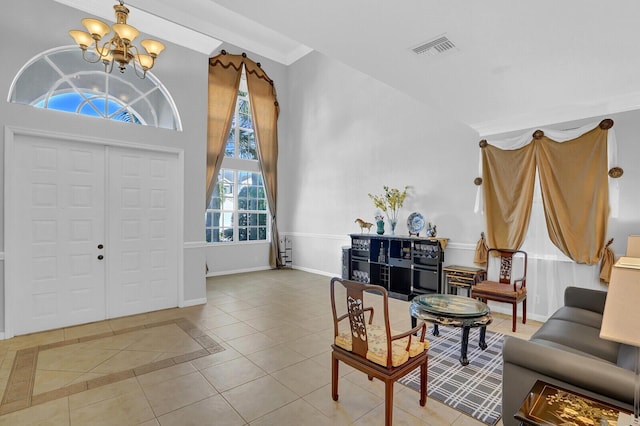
left=8, top=46, right=181, bottom=130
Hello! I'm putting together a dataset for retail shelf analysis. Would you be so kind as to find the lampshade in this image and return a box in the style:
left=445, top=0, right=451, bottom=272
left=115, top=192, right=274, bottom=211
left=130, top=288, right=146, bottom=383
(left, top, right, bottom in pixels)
left=69, top=30, right=94, bottom=48
left=136, top=54, right=154, bottom=70
left=113, top=23, right=139, bottom=44
left=140, top=39, right=165, bottom=57
left=600, top=258, right=640, bottom=346
left=81, top=18, right=111, bottom=39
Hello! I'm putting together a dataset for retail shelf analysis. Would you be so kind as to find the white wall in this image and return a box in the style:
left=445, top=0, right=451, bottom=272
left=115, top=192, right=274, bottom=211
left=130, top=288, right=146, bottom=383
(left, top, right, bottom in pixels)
left=278, top=51, right=640, bottom=321
left=279, top=51, right=483, bottom=275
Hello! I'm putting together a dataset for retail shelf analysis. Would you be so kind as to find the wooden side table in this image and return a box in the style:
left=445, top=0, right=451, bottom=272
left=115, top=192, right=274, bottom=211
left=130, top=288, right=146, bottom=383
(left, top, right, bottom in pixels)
left=515, top=380, right=631, bottom=425
left=442, top=265, right=486, bottom=297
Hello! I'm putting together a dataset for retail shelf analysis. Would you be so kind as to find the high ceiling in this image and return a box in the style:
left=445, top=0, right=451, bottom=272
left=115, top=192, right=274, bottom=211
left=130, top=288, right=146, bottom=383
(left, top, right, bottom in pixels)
left=58, top=0, right=640, bottom=136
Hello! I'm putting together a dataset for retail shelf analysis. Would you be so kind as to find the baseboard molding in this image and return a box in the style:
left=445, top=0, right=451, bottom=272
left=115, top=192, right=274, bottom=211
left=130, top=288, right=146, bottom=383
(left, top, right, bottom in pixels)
left=288, top=265, right=336, bottom=278
left=206, top=265, right=272, bottom=277
left=180, top=297, right=207, bottom=308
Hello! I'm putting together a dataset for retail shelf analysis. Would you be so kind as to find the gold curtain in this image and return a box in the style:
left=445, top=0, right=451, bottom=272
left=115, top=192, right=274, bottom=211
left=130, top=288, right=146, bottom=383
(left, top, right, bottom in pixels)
left=536, top=127, right=610, bottom=264
left=481, top=122, right=611, bottom=264
left=245, top=59, right=282, bottom=268
left=206, top=53, right=243, bottom=207
left=207, top=52, right=282, bottom=268
left=481, top=143, right=537, bottom=250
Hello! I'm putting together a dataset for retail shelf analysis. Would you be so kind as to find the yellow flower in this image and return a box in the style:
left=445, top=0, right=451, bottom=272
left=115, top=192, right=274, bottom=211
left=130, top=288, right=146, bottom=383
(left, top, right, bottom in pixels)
left=368, top=186, right=409, bottom=221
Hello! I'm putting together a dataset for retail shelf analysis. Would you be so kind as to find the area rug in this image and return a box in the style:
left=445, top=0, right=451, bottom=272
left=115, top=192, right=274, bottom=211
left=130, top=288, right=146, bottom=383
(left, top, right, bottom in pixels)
left=399, top=327, right=504, bottom=425
left=0, top=318, right=225, bottom=416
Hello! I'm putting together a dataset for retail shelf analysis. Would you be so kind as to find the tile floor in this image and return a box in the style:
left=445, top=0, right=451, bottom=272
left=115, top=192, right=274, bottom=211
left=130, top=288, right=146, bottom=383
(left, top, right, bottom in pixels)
left=0, top=269, right=542, bottom=425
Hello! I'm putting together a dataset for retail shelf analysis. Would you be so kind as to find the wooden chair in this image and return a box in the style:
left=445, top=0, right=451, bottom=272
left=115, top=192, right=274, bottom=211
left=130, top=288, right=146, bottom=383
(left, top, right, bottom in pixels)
left=471, top=248, right=527, bottom=332
left=330, top=277, right=428, bottom=426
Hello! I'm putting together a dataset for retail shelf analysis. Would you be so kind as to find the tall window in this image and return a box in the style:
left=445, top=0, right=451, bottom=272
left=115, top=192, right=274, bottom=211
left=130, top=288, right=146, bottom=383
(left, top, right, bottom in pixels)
left=205, top=77, right=270, bottom=243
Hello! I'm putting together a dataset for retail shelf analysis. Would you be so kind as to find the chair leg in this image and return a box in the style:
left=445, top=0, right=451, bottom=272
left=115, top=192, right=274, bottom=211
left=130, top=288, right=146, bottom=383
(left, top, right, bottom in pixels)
left=523, top=299, right=527, bottom=324
left=419, top=359, right=428, bottom=406
left=512, top=303, right=517, bottom=332
left=384, top=381, right=394, bottom=426
left=331, top=352, right=339, bottom=401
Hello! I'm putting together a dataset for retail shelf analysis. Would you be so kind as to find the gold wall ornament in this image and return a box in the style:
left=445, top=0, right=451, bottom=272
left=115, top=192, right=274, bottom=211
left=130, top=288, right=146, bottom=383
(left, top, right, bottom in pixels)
left=599, top=118, right=614, bottom=129
left=532, top=130, right=544, bottom=139
left=608, top=167, right=623, bottom=178
left=474, top=177, right=483, bottom=185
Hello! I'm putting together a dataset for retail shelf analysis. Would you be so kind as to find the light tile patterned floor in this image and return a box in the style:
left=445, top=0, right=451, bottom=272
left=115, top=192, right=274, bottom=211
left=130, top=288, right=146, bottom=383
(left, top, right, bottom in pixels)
left=0, top=269, right=542, bottom=425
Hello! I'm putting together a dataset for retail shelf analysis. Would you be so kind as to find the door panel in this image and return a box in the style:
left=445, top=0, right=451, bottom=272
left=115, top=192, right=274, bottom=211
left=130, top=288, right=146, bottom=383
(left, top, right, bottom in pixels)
left=13, top=136, right=106, bottom=335
left=107, top=147, right=179, bottom=318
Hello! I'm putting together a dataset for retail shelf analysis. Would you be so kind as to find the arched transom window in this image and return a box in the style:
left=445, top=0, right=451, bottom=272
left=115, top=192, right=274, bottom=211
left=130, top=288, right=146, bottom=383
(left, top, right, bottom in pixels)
left=8, top=46, right=181, bottom=130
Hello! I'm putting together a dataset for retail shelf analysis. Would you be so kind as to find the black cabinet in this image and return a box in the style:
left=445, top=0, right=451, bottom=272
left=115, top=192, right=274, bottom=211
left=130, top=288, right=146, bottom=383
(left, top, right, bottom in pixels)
left=347, top=234, right=445, bottom=300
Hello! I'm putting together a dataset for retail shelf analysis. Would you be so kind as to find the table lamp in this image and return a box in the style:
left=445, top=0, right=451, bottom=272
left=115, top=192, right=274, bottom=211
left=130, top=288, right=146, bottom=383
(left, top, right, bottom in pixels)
left=600, top=260, right=640, bottom=426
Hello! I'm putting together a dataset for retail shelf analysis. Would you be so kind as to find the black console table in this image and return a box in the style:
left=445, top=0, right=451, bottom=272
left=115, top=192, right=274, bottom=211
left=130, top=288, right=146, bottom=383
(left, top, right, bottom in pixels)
left=348, top=234, right=446, bottom=300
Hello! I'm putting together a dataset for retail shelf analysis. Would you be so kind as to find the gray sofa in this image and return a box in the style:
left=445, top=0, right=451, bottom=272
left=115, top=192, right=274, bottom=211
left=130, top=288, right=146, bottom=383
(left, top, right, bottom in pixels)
left=502, top=286, right=636, bottom=425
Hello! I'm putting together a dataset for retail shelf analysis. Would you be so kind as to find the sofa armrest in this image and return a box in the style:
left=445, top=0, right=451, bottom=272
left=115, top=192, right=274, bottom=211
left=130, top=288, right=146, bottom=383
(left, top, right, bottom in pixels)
left=503, top=336, right=633, bottom=402
left=564, top=286, right=607, bottom=314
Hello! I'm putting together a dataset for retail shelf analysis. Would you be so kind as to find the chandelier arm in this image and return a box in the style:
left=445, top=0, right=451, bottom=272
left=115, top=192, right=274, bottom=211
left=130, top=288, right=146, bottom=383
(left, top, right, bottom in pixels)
left=94, top=39, right=114, bottom=60
left=81, top=47, right=102, bottom=64
left=104, top=58, right=115, bottom=74
left=130, top=57, right=147, bottom=79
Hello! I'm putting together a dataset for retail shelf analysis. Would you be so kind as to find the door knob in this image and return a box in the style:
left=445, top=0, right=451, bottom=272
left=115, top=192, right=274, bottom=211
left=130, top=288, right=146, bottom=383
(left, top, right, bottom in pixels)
left=98, top=244, right=104, bottom=249
left=97, top=255, right=104, bottom=260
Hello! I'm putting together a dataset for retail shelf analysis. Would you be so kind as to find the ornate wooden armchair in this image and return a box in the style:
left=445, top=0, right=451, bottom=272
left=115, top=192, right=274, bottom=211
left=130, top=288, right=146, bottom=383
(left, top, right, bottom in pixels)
left=471, top=248, right=527, bottom=332
left=330, top=277, right=428, bottom=426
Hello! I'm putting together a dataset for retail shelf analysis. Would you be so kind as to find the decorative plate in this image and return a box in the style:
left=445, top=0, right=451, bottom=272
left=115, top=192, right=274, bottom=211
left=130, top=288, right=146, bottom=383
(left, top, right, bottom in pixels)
left=407, top=212, right=425, bottom=235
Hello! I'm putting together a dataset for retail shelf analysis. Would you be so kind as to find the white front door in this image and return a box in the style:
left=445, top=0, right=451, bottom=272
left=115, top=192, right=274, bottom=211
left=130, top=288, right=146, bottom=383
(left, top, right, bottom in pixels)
left=12, top=136, right=106, bottom=335
left=10, top=134, right=180, bottom=336
left=107, top=147, right=179, bottom=317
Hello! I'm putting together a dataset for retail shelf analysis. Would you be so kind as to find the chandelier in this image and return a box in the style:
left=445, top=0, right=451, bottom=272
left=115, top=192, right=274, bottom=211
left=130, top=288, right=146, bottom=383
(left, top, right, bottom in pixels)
left=68, top=1, right=165, bottom=79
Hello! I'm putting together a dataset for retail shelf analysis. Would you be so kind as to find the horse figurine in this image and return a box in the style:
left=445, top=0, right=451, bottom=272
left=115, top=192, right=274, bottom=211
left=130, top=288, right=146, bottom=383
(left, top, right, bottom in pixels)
left=355, top=218, right=373, bottom=233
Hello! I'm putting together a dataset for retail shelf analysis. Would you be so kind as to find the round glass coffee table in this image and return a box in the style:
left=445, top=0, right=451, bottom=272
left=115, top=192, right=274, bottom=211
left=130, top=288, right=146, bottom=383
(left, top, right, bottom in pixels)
left=410, top=294, right=492, bottom=366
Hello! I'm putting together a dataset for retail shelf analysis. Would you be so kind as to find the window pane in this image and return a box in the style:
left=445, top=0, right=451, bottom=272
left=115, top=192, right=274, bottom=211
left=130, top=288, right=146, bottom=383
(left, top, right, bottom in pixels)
left=248, top=228, right=258, bottom=240
left=225, top=130, right=235, bottom=157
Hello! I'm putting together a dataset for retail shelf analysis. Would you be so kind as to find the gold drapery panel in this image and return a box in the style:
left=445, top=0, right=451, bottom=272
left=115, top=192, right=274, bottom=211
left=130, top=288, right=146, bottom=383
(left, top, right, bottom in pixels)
left=206, top=54, right=243, bottom=206
left=245, top=59, right=282, bottom=268
left=207, top=52, right=282, bottom=268
left=536, top=127, right=609, bottom=264
left=481, top=143, right=536, bottom=250
left=480, top=122, right=611, bottom=265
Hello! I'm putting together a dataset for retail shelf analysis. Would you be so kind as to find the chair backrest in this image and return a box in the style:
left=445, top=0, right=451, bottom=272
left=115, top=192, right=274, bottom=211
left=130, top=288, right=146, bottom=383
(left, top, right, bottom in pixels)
left=487, top=248, right=527, bottom=287
left=330, top=277, right=391, bottom=359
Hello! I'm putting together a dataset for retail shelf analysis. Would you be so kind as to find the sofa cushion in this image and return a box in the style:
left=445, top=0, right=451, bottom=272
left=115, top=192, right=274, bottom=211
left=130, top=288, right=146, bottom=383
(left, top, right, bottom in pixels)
left=549, top=306, right=603, bottom=329
left=617, top=344, right=639, bottom=371
left=531, top=317, right=619, bottom=363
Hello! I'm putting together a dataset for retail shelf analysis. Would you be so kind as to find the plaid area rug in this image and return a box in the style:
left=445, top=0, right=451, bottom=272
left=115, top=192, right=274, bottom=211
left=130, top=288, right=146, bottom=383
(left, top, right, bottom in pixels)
left=399, top=327, right=504, bottom=425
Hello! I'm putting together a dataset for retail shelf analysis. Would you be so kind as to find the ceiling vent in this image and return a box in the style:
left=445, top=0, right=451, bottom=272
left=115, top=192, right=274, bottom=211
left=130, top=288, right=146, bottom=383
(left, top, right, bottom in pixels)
left=411, top=35, right=457, bottom=57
